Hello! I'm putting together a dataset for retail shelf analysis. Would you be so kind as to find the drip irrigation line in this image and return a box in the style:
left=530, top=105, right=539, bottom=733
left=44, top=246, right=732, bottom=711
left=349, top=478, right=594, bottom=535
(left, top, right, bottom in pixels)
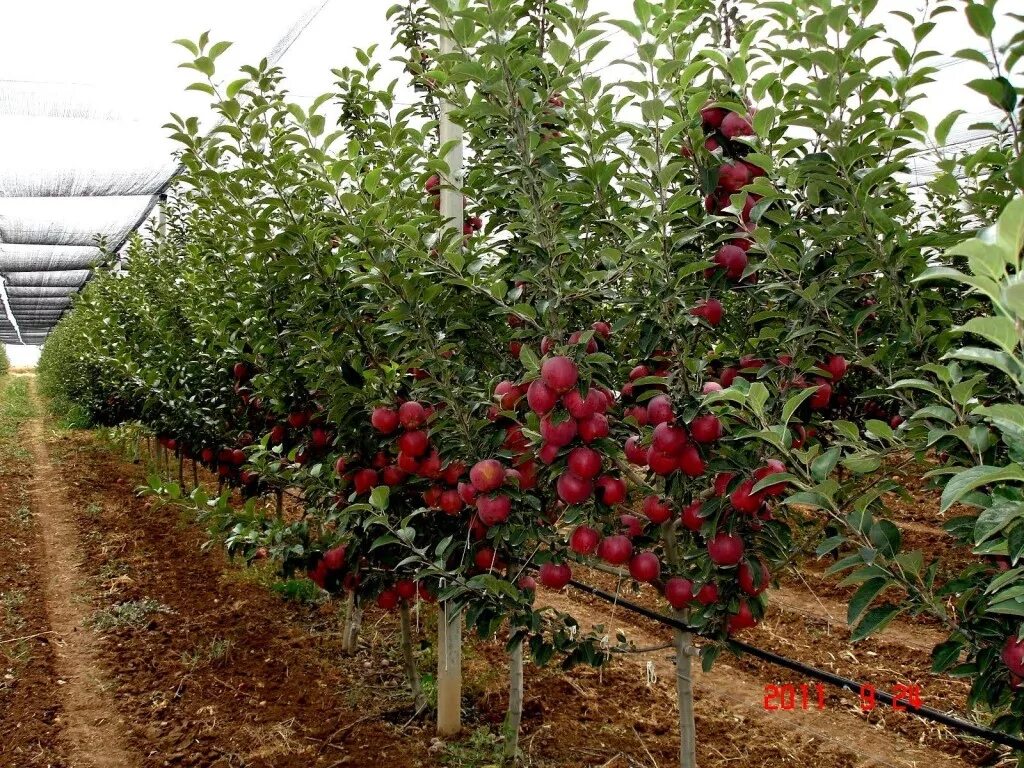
left=566, top=577, right=1024, bottom=752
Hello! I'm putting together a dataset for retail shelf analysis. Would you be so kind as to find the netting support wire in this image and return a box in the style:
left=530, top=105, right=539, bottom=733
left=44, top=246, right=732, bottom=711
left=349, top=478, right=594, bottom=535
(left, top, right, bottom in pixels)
left=566, top=577, right=1024, bottom=752
left=0, top=276, right=25, bottom=345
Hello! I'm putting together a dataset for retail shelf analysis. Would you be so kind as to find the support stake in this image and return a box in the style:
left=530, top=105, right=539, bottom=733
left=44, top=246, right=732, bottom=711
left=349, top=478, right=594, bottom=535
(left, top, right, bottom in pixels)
left=503, top=636, right=524, bottom=759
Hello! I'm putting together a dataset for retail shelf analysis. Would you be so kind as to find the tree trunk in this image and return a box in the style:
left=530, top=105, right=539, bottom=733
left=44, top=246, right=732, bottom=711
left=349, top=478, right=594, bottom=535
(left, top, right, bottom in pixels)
left=675, top=630, right=697, bottom=768
left=503, top=636, right=524, bottom=760
left=192, top=458, right=199, bottom=489
left=436, top=603, right=462, bottom=736
left=342, top=592, right=362, bottom=655
left=177, top=453, right=184, bottom=490
left=276, top=488, right=284, bottom=518
left=400, top=601, right=425, bottom=710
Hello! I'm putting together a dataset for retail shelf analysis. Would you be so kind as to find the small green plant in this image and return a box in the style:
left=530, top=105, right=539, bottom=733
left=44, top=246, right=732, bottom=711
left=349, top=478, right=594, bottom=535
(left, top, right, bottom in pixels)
left=442, top=727, right=504, bottom=768
left=89, top=598, right=171, bottom=631
left=270, top=578, right=326, bottom=604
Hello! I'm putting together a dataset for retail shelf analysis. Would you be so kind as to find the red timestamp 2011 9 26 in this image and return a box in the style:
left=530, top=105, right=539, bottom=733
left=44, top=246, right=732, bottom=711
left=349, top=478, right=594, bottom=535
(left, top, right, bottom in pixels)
left=763, top=683, right=923, bottom=712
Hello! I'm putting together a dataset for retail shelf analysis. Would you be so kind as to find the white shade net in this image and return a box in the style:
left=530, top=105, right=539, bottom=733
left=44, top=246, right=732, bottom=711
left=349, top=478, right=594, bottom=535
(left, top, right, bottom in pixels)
left=0, top=0, right=331, bottom=344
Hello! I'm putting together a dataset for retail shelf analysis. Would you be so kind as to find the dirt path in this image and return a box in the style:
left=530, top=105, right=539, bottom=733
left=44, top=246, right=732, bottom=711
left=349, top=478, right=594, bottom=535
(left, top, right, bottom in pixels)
left=25, top=382, right=138, bottom=768
left=537, top=587, right=972, bottom=768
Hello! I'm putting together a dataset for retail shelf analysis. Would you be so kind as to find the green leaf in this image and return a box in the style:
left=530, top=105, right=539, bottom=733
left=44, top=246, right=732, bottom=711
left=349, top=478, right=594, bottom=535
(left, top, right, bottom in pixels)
left=370, top=485, right=390, bottom=510
left=848, top=577, right=889, bottom=625
left=941, top=465, right=1024, bottom=512
left=965, top=3, right=995, bottom=36
left=782, top=386, right=818, bottom=426
left=955, top=316, right=1019, bottom=354
left=974, top=500, right=1024, bottom=544
left=944, top=346, right=1021, bottom=380
left=850, top=604, right=902, bottom=642
left=869, top=519, right=901, bottom=558
left=967, top=77, right=1018, bottom=113
left=811, top=446, right=841, bottom=482
left=931, top=640, right=964, bottom=672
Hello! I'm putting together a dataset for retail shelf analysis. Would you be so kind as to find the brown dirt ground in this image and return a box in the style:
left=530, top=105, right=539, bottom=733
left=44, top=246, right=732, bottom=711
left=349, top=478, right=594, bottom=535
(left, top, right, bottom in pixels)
left=0, top=379, right=1012, bottom=767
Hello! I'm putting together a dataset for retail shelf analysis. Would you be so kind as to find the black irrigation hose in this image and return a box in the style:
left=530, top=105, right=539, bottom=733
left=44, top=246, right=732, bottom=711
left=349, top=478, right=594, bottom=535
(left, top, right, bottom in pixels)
left=566, top=577, right=1024, bottom=752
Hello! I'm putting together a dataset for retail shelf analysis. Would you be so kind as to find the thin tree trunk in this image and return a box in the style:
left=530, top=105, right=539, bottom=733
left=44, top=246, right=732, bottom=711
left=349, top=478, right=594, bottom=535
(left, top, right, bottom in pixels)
left=276, top=488, right=284, bottom=518
left=436, top=603, right=463, bottom=736
left=192, top=458, right=199, bottom=489
left=177, top=453, right=184, bottom=490
left=503, top=636, right=524, bottom=760
left=675, top=630, right=697, bottom=768
left=400, top=601, right=425, bottom=710
left=343, top=592, right=362, bottom=655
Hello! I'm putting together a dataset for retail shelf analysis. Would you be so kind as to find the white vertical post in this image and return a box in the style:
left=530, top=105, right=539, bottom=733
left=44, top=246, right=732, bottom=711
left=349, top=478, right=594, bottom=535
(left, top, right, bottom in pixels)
left=436, top=0, right=465, bottom=740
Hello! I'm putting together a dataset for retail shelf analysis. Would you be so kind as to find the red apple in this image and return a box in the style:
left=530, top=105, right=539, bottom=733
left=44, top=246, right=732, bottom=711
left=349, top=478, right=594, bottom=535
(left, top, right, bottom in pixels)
left=398, top=400, right=427, bottom=429
left=642, top=495, right=673, bottom=524
left=397, top=451, right=421, bottom=473
left=557, top=472, right=593, bottom=505
left=596, top=476, right=627, bottom=505
left=527, top=379, right=558, bottom=413
left=721, top=111, right=754, bottom=139
left=665, top=578, right=694, bottom=609
left=539, top=562, right=572, bottom=590
left=717, top=161, right=751, bottom=193
left=730, top=479, right=763, bottom=514
left=652, top=422, right=687, bottom=454
left=470, top=459, right=505, bottom=493
left=494, top=380, right=521, bottom=410
left=647, top=394, right=674, bottom=425
left=700, top=104, right=728, bottom=129
left=352, top=468, right=379, bottom=495
left=382, top=465, right=408, bottom=486
left=398, top=429, right=429, bottom=457
left=678, top=445, right=706, bottom=477
left=477, top=494, right=511, bottom=526
left=808, top=379, right=832, bottom=410
left=1003, top=635, right=1024, bottom=677
left=680, top=501, right=705, bottom=532
left=396, top=580, right=416, bottom=600
left=624, top=436, right=649, bottom=466
left=629, top=551, right=661, bottom=583
left=567, top=446, right=602, bottom=479
left=696, top=583, right=719, bottom=606
left=752, top=459, right=787, bottom=496
left=690, top=414, right=722, bottom=444
left=570, top=525, right=601, bottom=555
left=578, top=412, right=609, bottom=443
left=727, top=599, right=758, bottom=633
left=708, top=532, right=744, bottom=566
left=739, top=559, right=770, bottom=596
left=540, top=413, right=578, bottom=447
left=620, top=514, right=644, bottom=539
left=377, top=589, right=399, bottom=610
left=690, top=299, right=724, bottom=326
left=371, top=407, right=400, bottom=434
left=648, top=450, right=678, bottom=476
left=439, top=489, right=463, bottom=516
left=541, top=356, right=579, bottom=394
left=713, top=244, right=748, bottom=280
left=598, top=535, right=633, bottom=566
left=825, top=354, right=848, bottom=381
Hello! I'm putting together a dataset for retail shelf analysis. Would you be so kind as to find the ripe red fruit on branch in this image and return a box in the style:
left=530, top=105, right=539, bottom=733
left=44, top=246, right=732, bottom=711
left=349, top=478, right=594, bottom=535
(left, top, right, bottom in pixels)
left=477, top=494, right=511, bottom=526
left=425, top=174, right=441, bottom=195
left=700, top=104, right=728, bottom=130
left=527, top=379, right=558, bottom=413
left=568, top=331, right=598, bottom=353
left=370, top=409, right=397, bottom=434
left=567, top=446, right=602, bottom=479
left=648, top=450, right=678, bottom=476
left=598, top=535, right=633, bottom=566
left=665, top=578, right=694, bottom=609
left=696, top=583, right=719, bottom=606
left=624, top=436, right=649, bottom=466
left=721, top=111, right=754, bottom=139
left=439, top=489, right=463, bottom=516
left=730, top=479, right=763, bottom=514
left=620, top=514, right=644, bottom=539
left=570, top=525, right=601, bottom=555
left=592, top=321, right=612, bottom=338
left=753, top=459, right=787, bottom=496
left=677, top=445, right=706, bottom=477
left=629, top=552, right=661, bottom=583
left=323, top=545, right=347, bottom=571
left=629, top=364, right=651, bottom=381
left=717, top=161, right=751, bottom=193
left=727, top=600, right=758, bottom=633
left=713, top=244, right=748, bottom=280
left=689, top=414, right=722, bottom=444
left=397, top=451, right=420, bottom=473
left=539, top=562, right=572, bottom=590
left=494, top=380, right=521, bottom=410
left=652, top=422, right=687, bottom=454
left=230, top=449, right=246, bottom=466
left=557, top=472, right=593, bottom=505
left=399, top=401, right=427, bottom=429
left=541, top=356, right=579, bottom=394
left=288, top=411, right=310, bottom=429
left=541, top=414, right=578, bottom=447
left=398, top=430, right=429, bottom=457
left=595, top=476, right=627, bottom=506
left=642, top=495, right=673, bottom=524
left=232, top=362, right=251, bottom=381
left=396, top=580, right=416, bottom=600
left=824, top=354, right=848, bottom=381
left=690, top=299, right=724, bottom=326
left=474, top=547, right=503, bottom=572
left=708, top=532, right=744, bottom=566
left=538, top=442, right=560, bottom=465
left=382, top=465, right=408, bottom=486
left=470, top=459, right=505, bottom=493
left=739, top=559, right=770, bottom=596
left=1002, top=635, right=1024, bottom=677
left=457, top=482, right=477, bottom=505
left=377, top=590, right=399, bottom=610
left=808, top=379, right=832, bottom=410
left=334, top=456, right=348, bottom=476
left=647, top=395, right=674, bottom=425
left=269, top=424, right=287, bottom=445
left=310, top=428, right=330, bottom=449
left=578, top=412, right=609, bottom=443
left=563, top=389, right=594, bottom=419
left=681, top=501, right=705, bottom=531
left=353, top=468, right=379, bottom=495
left=200, top=447, right=215, bottom=464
